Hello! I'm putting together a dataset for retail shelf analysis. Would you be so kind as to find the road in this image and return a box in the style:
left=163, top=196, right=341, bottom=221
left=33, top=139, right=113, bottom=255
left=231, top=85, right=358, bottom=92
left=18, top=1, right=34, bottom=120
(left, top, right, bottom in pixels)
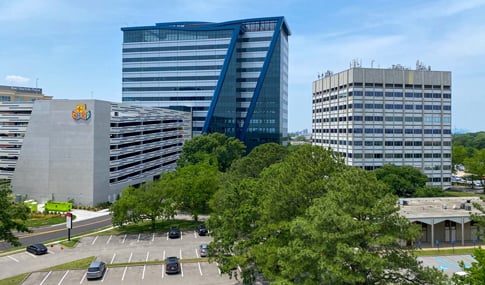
left=0, top=215, right=113, bottom=251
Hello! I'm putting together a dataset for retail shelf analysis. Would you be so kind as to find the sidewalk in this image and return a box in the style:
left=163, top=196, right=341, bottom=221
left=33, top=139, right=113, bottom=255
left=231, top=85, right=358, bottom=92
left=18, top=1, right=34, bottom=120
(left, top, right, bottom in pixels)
left=71, top=208, right=110, bottom=222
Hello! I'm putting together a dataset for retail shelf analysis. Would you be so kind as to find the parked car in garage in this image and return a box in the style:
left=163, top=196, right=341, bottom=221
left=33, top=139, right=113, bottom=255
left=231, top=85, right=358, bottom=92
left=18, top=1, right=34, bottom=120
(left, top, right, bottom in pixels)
left=86, top=261, right=107, bottom=280
left=165, top=256, right=181, bottom=274
left=26, top=243, right=48, bottom=255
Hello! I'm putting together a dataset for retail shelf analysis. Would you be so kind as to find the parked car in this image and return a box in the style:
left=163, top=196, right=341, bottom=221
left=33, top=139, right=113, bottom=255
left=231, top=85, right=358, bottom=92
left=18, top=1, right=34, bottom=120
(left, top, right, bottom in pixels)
left=165, top=256, right=181, bottom=274
left=26, top=243, right=48, bottom=255
left=86, top=261, right=107, bottom=280
left=196, top=224, right=208, bottom=236
left=199, top=243, right=209, bottom=257
left=168, top=226, right=181, bottom=239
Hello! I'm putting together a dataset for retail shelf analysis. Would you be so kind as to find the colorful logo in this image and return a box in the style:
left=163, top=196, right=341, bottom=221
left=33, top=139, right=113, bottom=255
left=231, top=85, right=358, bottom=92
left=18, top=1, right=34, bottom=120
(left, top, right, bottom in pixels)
left=72, top=104, right=91, bottom=121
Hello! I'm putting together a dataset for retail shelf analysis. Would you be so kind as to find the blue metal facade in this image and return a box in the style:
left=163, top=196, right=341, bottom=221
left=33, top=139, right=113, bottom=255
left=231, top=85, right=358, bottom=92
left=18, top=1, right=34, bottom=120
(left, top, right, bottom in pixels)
left=121, top=17, right=290, bottom=151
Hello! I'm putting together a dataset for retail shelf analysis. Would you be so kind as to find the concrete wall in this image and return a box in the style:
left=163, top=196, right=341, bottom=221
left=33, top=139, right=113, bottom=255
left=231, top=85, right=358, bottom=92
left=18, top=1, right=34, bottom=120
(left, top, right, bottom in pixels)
left=12, top=100, right=110, bottom=206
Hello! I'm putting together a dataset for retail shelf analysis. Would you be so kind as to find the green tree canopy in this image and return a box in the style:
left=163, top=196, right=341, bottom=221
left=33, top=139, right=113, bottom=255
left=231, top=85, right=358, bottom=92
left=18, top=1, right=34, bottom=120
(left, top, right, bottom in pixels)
left=208, top=146, right=446, bottom=284
left=177, top=132, right=246, bottom=172
left=227, top=143, right=288, bottom=179
left=110, top=180, right=176, bottom=230
left=168, top=161, right=219, bottom=221
left=0, top=186, right=31, bottom=246
left=373, top=164, right=428, bottom=197
left=452, top=145, right=469, bottom=167
left=463, top=148, right=485, bottom=179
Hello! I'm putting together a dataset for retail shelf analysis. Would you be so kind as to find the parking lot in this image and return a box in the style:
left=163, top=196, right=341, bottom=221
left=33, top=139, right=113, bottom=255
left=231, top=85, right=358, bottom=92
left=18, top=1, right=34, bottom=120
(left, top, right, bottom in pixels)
left=0, top=231, right=241, bottom=285
left=418, top=254, right=475, bottom=276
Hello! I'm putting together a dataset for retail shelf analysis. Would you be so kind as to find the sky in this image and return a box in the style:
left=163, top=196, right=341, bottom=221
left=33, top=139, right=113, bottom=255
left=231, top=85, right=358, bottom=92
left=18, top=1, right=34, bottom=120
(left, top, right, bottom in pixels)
left=1, top=0, right=485, bottom=133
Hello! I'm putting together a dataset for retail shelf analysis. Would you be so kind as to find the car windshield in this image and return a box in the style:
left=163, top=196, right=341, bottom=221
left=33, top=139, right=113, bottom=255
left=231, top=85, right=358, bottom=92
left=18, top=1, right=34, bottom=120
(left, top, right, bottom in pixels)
left=88, top=267, right=100, bottom=272
left=201, top=244, right=208, bottom=249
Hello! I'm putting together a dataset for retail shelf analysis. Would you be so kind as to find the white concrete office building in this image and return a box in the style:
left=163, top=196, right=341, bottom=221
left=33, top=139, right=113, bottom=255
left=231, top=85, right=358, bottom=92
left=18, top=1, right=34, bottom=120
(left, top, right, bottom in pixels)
left=312, top=66, right=452, bottom=188
left=10, top=99, right=191, bottom=206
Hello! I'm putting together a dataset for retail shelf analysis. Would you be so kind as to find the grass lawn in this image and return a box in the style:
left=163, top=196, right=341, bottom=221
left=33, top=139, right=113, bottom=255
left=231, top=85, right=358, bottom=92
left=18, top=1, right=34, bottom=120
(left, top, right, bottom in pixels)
left=22, top=213, right=76, bottom=228
left=100, top=219, right=200, bottom=235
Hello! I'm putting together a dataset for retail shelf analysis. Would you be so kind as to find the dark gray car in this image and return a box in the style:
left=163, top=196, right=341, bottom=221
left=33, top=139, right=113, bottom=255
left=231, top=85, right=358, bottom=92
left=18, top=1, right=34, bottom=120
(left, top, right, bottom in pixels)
left=165, top=256, right=181, bottom=274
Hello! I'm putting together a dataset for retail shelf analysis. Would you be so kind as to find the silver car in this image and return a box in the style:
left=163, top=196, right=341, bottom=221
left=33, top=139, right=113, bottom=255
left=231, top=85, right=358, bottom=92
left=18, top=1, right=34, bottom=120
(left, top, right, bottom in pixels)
left=199, top=243, right=209, bottom=257
left=86, top=261, right=106, bottom=280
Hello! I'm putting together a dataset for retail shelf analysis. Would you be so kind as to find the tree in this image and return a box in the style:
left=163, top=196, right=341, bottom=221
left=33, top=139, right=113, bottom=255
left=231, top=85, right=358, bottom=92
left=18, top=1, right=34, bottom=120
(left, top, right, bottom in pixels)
left=227, top=143, right=288, bottom=179
left=452, top=145, right=469, bottom=168
left=273, top=167, right=448, bottom=284
left=0, top=186, right=31, bottom=246
left=177, top=132, right=246, bottom=172
left=373, top=164, right=428, bottom=197
left=464, top=148, right=485, bottom=180
left=208, top=146, right=448, bottom=284
left=110, top=180, right=176, bottom=230
left=454, top=247, right=485, bottom=285
left=168, top=161, right=219, bottom=221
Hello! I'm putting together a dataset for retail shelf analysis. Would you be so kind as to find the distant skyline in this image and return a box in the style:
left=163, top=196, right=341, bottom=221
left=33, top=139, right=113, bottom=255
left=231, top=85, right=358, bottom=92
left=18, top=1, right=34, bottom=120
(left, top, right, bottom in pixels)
left=1, top=0, right=485, bottom=132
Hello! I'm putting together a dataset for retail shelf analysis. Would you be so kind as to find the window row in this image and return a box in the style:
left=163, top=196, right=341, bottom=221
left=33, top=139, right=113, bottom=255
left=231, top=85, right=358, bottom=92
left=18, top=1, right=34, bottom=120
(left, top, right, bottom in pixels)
left=317, top=82, right=451, bottom=94
left=123, top=44, right=230, bottom=53
left=313, top=128, right=452, bottom=134
left=313, top=103, right=451, bottom=112
left=123, top=75, right=219, bottom=82
left=123, top=54, right=226, bottom=62
left=313, top=115, right=451, bottom=123
left=313, top=91, right=452, bottom=103
left=315, top=139, right=451, bottom=147
left=123, top=29, right=233, bottom=43
left=123, top=65, right=222, bottom=72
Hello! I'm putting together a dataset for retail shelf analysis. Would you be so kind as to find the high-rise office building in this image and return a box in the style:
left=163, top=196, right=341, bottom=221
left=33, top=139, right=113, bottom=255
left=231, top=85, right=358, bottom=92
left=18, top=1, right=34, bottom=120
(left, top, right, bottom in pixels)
left=312, top=66, right=452, bottom=188
left=121, top=17, right=290, bottom=151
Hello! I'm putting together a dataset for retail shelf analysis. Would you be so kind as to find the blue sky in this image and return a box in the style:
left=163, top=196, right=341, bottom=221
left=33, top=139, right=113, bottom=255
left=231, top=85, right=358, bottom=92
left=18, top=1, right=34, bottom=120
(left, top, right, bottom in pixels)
left=1, top=0, right=485, bottom=133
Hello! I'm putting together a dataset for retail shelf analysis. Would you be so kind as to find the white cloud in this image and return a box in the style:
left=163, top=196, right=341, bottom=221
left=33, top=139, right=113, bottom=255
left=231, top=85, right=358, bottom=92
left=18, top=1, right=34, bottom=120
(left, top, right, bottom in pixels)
left=5, top=75, right=31, bottom=84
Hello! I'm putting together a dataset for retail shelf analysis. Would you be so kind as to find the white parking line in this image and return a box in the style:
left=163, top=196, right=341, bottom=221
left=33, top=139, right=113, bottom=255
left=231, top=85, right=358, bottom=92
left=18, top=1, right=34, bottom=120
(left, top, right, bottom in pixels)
left=216, top=262, right=221, bottom=275
left=181, top=232, right=183, bottom=240
left=142, top=265, right=146, bottom=280
left=58, top=270, right=69, bottom=285
left=146, top=251, right=150, bottom=262
left=91, top=236, right=98, bottom=245
left=39, top=271, right=52, bottom=285
left=137, top=233, right=141, bottom=242
left=195, top=249, right=199, bottom=258
left=101, top=268, right=108, bottom=282
left=121, top=266, right=128, bottom=281
left=162, top=264, right=165, bottom=279
left=152, top=233, right=155, bottom=242
left=181, top=263, right=184, bottom=277
left=106, top=235, right=112, bottom=244
left=163, top=250, right=165, bottom=260
left=194, top=231, right=197, bottom=238
left=198, top=262, right=203, bottom=276
left=110, top=253, right=116, bottom=264
left=128, top=252, right=133, bottom=262
left=180, top=248, right=183, bottom=259
left=122, top=234, right=127, bottom=244
left=166, top=233, right=169, bottom=240
left=26, top=252, right=37, bottom=258
left=7, top=255, right=19, bottom=262
left=79, top=272, right=86, bottom=284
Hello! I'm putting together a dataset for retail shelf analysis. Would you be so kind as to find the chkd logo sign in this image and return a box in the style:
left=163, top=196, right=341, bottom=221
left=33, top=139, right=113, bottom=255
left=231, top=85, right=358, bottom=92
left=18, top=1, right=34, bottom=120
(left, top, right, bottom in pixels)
left=72, top=104, right=92, bottom=121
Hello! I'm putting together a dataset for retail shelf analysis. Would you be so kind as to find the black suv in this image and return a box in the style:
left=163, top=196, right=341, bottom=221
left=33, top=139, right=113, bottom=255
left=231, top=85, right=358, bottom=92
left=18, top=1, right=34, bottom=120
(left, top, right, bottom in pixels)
left=168, top=226, right=181, bottom=239
left=26, top=243, right=48, bottom=255
left=196, top=224, right=208, bottom=236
